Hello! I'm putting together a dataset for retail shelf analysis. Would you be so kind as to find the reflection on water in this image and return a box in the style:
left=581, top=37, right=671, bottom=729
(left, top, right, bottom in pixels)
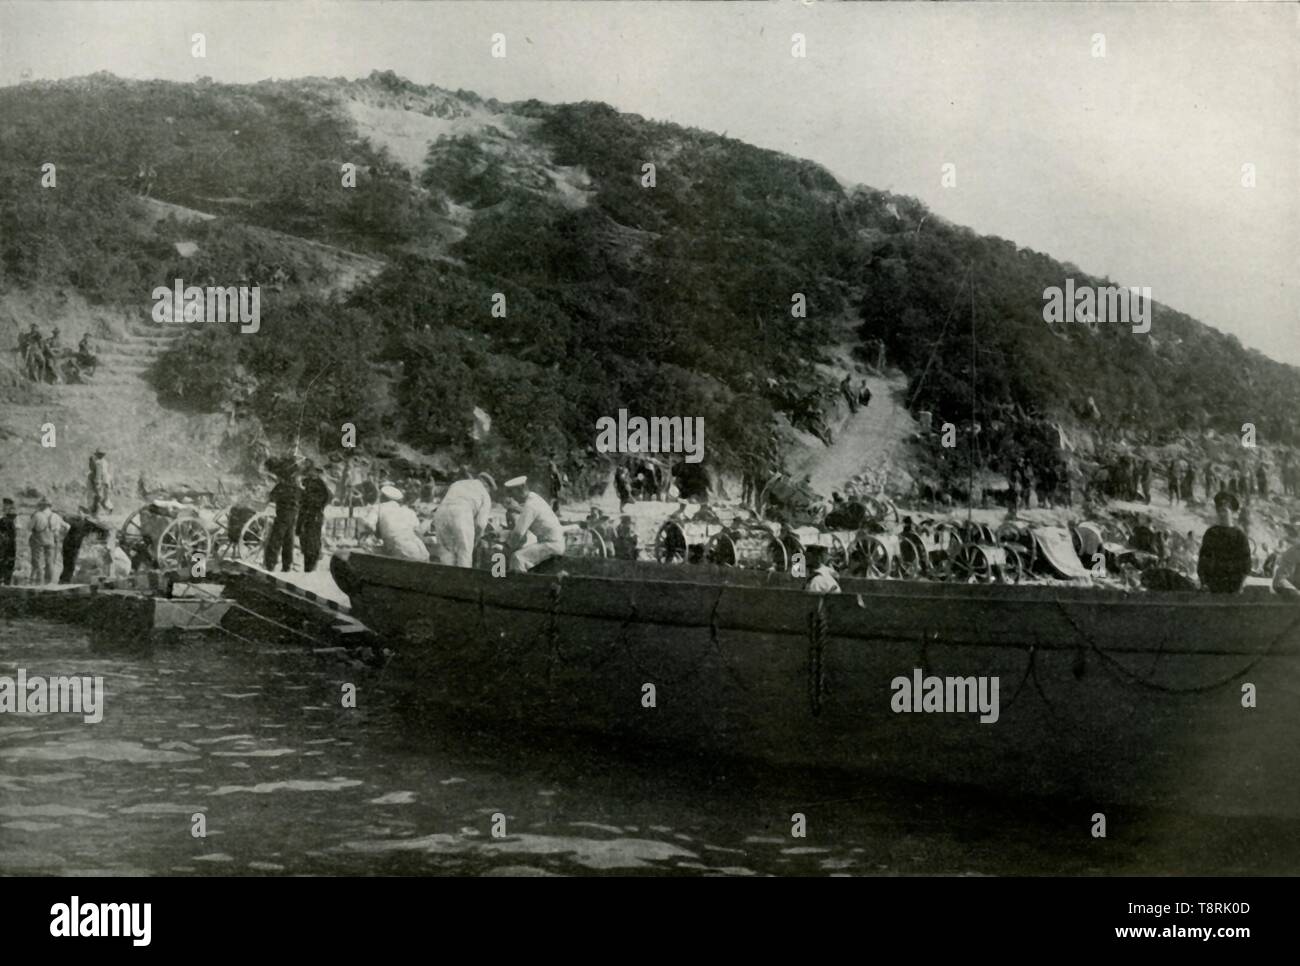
left=1, top=618, right=1295, bottom=876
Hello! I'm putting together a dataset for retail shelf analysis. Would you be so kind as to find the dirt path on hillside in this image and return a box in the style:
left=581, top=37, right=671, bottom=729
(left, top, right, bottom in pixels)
left=793, top=371, right=918, bottom=495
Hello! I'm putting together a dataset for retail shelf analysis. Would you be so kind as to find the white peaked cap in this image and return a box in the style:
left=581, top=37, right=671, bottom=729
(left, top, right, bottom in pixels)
left=380, top=484, right=404, bottom=501
left=504, top=476, right=528, bottom=488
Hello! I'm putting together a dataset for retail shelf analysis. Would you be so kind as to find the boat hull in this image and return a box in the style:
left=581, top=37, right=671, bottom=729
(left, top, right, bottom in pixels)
left=332, top=552, right=1300, bottom=817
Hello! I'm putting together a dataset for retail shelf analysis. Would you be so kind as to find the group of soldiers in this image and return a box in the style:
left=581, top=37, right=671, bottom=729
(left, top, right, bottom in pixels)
left=425, top=472, right=569, bottom=574
left=260, top=459, right=334, bottom=573
left=613, top=457, right=675, bottom=508
left=0, top=449, right=130, bottom=586
left=1089, top=452, right=1294, bottom=506
left=16, top=324, right=97, bottom=384
left=256, top=461, right=574, bottom=577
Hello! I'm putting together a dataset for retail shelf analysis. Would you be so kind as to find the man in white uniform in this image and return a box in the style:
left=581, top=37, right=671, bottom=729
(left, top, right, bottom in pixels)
left=375, top=484, right=429, bottom=561
left=434, top=472, right=496, bottom=567
left=504, top=476, right=566, bottom=573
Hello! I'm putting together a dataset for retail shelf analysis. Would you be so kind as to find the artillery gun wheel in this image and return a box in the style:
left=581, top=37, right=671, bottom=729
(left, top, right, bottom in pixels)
left=779, top=531, right=805, bottom=567
left=946, top=543, right=994, bottom=583
left=997, top=522, right=1038, bottom=571
left=705, top=531, right=737, bottom=567
left=653, top=521, right=688, bottom=564
left=236, top=511, right=273, bottom=562
left=764, top=535, right=789, bottom=573
left=209, top=506, right=233, bottom=557
left=897, top=533, right=925, bottom=578
left=996, top=545, right=1025, bottom=584
left=931, top=523, right=963, bottom=562
left=117, top=508, right=147, bottom=555
left=156, top=516, right=212, bottom=571
left=851, top=535, right=894, bottom=578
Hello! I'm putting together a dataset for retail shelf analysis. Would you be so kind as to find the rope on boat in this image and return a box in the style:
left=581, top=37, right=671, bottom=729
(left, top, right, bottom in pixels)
left=999, top=644, right=1038, bottom=715
left=544, top=574, right=564, bottom=684
left=808, top=598, right=828, bottom=717
left=1054, top=599, right=1300, bottom=695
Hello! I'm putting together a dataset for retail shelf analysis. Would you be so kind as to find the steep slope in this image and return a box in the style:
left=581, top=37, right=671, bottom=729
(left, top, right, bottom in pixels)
left=1, top=71, right=1296, bottom=507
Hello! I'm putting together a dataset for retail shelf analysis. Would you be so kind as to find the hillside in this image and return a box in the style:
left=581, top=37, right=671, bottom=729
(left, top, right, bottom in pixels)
left=1, top=70, right=1297, bottom=509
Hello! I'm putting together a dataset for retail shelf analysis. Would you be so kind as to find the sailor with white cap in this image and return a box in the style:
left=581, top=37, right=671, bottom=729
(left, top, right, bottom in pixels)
left=375, top=483, right=429, bottom=561
left=503, top=476, right=566, bottom=573
left=433, top=472, right=497, bottom=568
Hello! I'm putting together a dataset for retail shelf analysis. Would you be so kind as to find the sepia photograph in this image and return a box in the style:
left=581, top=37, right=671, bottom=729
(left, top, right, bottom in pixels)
left=0, top=0, right=1295, bottom=914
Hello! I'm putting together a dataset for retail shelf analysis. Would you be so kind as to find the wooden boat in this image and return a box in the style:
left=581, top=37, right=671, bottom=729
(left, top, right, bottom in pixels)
left=331, top=550, right=1300, bottom=817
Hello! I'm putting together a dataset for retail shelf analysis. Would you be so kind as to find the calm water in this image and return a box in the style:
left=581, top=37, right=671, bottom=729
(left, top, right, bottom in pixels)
left=1, top=617, right=1294, bottom=876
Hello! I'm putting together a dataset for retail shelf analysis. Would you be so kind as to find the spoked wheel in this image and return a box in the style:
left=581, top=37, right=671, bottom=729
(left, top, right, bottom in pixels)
left=851, top=535, right=894, bottom=578
left=117, top=508, right=148, bottom=560
left=589, top=529, right=610, bottom=559
left=780, top=532, right=805, bottom=569
left=994, top=544, right=1025, bottom=584
left=897, top=533, right=925, bottom=578
left=705, top=531, right=737, bottom=567
left=996, top=522, right=1038, bottom=571
left=653, top=521, right=688, bottom=564
left=236, top=511, right=273, bottom=562
left=932, top=522, right=963, bottom=556
left=946, top=543, right=994, bottom=583
left=156, top=516, right=213, bottom=570
left=763, top=535, right=789, bottom=573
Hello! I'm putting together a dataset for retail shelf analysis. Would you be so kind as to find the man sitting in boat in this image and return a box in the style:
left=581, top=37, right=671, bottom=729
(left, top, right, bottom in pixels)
left=1197, top=491, right=1251, bottom=594
left=502, top=476, right=566, bottom=573
left=804, top=546, right=841, bottom=594
left=432, top=472, right=496, bottom=567
left=376, top=484, right=429, bottom=562
left=613, top=515, right=638, bottom=561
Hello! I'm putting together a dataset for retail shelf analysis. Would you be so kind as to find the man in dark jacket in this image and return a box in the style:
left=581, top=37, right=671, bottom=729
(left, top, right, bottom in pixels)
left=264, top=468, right=302, bottom=572
left=60, top=514, right=107, bottom=583
left=296, top=463, right=332, bottom=572
left=0, top=498, right=16, bottom=585
left=1197, top=491, right=1251, bottom=594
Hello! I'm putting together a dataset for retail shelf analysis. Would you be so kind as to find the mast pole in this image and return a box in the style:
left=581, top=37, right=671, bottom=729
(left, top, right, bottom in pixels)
left=968, top=270, right=975, bottom=524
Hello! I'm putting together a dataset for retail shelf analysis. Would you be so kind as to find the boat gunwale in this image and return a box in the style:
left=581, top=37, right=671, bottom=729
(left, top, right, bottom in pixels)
left=336, top=551, right=1300, bottom=612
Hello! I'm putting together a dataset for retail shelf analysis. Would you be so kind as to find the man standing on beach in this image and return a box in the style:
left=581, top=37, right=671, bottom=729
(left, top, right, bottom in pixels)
left=0, top=498, right=17, bottom=585
left=296, top=463, right=332, bottom=573
left=27, top=498, right=65, bottom=585
left=263, top=467, right=302, bottom=572
left=88, top=448, right=113, bottom=515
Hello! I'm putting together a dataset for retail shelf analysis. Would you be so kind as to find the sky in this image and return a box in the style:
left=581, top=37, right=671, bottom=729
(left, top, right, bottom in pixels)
left=1, top=0, right=1296, bottom=364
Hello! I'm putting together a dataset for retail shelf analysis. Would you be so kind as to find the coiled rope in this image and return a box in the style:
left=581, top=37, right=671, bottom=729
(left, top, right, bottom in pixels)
left=808, top=597, right=829, bottom=717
